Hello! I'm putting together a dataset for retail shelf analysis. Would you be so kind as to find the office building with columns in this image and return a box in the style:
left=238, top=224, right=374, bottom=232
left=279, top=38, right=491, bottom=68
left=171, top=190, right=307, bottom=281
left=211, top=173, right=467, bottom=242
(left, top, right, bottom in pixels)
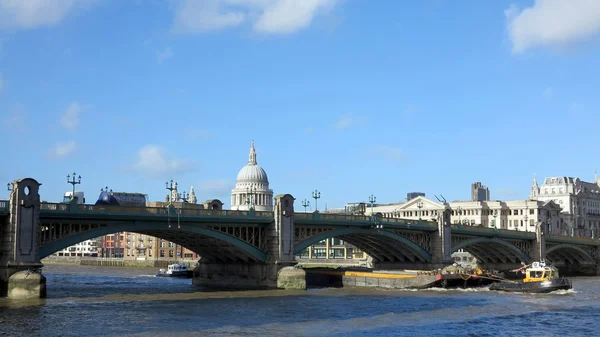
left=530, top=172, right=600, bottom=237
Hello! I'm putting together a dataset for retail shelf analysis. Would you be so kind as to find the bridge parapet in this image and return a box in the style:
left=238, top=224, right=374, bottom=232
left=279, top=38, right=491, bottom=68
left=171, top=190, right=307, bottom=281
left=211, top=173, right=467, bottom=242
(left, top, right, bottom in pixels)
left=39, top=202, right=274, bottom=218
left=450, top=224, right=536, bottom=239
left=294, top=212, right=438, bottom=230
left=547, top=234, right=600, bottom=246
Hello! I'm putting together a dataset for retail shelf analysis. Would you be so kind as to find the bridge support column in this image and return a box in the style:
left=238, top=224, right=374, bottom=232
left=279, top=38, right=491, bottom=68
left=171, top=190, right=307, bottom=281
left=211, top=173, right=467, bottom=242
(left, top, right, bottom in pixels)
left=192, top=194, right=305, bottom=290
left=430, top=209, right=452, bottom=268
left=0, top=178, right=46, bottom=299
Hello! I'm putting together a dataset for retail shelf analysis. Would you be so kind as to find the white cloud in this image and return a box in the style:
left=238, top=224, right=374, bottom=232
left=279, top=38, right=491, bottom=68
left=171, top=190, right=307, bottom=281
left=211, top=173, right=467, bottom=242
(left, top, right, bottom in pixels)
left=49, top=141, right=77, bottom=159
left=0, top=0, right=97, bottom=30
left=505, top=0, right=600, bottom=53
left=171, top=0, right=341, bottom=34
left=156, top=47, right=173, bottom=64
left=197, top=179, right=234, bottom=196
left=333, top=114, right=366, bottom=130
left=129, top=145, right=195, bottom=177
left=543, top=87, right=552, bottom=100
left=60, top=102, right=82, bottom=130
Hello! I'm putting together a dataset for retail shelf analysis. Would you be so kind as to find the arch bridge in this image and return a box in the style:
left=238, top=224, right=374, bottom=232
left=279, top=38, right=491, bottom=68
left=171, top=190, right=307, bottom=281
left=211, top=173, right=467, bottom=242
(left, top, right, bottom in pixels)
left=2, top=178, right=600, bottom=299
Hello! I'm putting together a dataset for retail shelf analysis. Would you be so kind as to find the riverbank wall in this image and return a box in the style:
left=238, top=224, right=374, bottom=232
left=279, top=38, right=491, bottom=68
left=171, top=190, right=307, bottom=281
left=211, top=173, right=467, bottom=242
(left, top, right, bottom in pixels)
left=41, top=257, right=198, bottom=268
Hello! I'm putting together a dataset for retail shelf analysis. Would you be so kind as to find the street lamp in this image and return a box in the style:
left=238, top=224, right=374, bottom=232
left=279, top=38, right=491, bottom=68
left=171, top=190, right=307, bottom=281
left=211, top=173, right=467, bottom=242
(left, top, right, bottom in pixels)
left=301, top=199, right=310, bottom=213
left=312, top=190, right=321, bottom=212
left=492, top=209, right=498, bottom=230
left=571, top=221, right=575, bottom=237
left=416, top=200, right=423, bottom=220
left=369, top=194, right=376, bottom=215
left=457, top=206, right=462, bottom=227
left=246, top=186, right=256, bottom=210
left=180, top=191, right=188, bottom=202
left=165, top=179, right=175, bottom=205
left=66, top=172, right=81, bottom=201
left=7, top=183, right=11, bottom=192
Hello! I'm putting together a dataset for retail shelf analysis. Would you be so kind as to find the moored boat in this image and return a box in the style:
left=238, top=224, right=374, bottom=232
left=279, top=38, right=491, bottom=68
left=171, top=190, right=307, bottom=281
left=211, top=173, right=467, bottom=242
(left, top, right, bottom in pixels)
left=489, top=261, right=572, bottom=293
left=156, top=263, right=193, bottom=278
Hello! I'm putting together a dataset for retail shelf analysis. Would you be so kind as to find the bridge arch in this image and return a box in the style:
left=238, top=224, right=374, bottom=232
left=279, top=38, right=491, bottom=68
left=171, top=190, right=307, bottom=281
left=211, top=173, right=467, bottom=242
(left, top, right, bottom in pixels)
left=39, top=222, right=267, bottom=263
left=452, top=237, right=531, bottom=264
left=294, top=228, right=432, bottom=263
left=545, top=244, right=596, bottom=265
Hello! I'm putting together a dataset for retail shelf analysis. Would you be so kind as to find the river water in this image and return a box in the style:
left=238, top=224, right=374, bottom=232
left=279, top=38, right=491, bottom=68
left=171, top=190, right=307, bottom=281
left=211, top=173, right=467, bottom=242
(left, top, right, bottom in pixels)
left=1, top=265, right=598, bottom=337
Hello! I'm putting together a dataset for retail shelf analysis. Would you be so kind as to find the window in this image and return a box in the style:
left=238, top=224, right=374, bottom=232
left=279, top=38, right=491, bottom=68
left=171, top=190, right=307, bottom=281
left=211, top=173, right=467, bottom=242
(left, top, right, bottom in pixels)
left=529, top=209, right=534, bottom=215
left=160, top=250, right=165, bottom=257
left=530, top=219, right=535, bottom=226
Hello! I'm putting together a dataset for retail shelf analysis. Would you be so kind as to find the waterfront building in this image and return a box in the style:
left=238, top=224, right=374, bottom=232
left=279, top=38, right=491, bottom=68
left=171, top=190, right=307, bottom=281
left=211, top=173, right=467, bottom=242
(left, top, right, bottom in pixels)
left=363, top=195, right=562, bottom=233
left=230, top=141, right=274, bottom=211
left=407, top=192, right=425, bottom=201
left=54, top=190, right=98, bottom=257
left=471, top=182, right=490, bottom=201
left=531, top=172, right=600, bottom=236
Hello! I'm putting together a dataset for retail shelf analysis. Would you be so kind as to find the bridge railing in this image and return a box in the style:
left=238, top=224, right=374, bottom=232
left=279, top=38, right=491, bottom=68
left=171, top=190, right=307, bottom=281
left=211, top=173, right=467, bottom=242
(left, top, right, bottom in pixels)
left=450, top=224, right=536, bottom=237
left=294, top=212, right=437, bottom=227
left=39, top=202, right=274, bottom=218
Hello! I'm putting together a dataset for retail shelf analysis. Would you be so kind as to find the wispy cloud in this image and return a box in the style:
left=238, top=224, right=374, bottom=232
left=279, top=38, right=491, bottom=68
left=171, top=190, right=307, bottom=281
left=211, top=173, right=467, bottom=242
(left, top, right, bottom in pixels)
left=542, top=87, right=553, bottom=100
left=185, top=128, right=212, bottom=140
left=127, top=145, right=195, bottom=177
left=197, top=179, right=234, bottom=197
left=0, top=0, right=97, bottom=30
left=3, top=103, right=27, bottom=132
left=333, top=114, right=366, bottom=130
left=48, top=141, right=77, bottom=159
left=171, top=0, right=342, bottom=35
left=156, top=47, right=173, bottom=64
left=505, top=0, right=600, bottom=53
left=59, top=101, right=83, bottom=130
left=369, top=146, right=404, bottom=163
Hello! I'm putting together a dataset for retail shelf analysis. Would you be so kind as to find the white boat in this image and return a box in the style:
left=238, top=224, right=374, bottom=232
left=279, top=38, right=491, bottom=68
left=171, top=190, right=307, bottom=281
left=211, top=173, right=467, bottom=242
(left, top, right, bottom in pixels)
left=156, top=263, right=193, bottom=278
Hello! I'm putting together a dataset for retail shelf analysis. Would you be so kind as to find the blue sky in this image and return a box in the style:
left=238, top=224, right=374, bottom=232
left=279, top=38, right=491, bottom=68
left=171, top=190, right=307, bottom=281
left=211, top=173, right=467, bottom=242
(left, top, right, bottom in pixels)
left=1, top=0, right=600, bottom=209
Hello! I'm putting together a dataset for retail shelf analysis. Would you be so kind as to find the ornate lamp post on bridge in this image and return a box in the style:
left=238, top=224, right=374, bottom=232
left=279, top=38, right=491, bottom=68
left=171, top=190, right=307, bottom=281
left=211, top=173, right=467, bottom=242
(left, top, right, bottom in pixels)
left=492, top=209, right=498, bottom=231
left=165, top=179, right=176, bottom=205
left=180, top=191, right=188, bottom=203
left=368, top=194, right=376, bottom=215
left=246, top=186, right=256, bottom=210
left=301, top=199, right=310, bottom=213
left=456, top=206, right=463, bottom=227
left=312, top=190, right=321, bottom=212
left=66, top=172, right=82, bottom=201
left=416, top=200, right=423, bottom=220
left=7, top=182, right=11, bottom=192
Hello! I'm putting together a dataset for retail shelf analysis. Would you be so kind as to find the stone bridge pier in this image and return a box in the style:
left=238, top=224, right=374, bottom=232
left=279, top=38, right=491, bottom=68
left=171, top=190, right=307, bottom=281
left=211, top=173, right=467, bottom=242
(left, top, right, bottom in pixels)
left=192, top=194, right=306, bottom=290
left=0, top=178, right=46, bottom=299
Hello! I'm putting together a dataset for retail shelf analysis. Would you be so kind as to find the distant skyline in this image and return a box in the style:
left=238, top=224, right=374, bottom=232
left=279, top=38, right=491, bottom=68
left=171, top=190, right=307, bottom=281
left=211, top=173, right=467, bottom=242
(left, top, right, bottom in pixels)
left=1, top=0, right=600, bottom=208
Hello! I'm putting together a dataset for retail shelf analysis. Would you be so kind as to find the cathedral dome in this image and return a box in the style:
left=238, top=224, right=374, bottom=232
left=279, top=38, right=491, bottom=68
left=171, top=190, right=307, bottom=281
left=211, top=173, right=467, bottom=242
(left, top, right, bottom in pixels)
left=234, top=140, right=269, bottom=188
left=231, top=141, right=274, bottom=211
left=236, top=165, right=269, bottom=184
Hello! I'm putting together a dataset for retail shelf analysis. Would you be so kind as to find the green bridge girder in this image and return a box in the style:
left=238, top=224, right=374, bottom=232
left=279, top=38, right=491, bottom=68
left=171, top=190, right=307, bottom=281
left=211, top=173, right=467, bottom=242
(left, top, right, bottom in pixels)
left=3, top=201, right=600, bottom=266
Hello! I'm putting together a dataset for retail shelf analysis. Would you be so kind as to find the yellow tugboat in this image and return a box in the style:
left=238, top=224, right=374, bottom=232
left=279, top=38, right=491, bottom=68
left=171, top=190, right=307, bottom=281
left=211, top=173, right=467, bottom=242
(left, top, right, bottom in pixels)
left=489, top=261, right=572, bottom=293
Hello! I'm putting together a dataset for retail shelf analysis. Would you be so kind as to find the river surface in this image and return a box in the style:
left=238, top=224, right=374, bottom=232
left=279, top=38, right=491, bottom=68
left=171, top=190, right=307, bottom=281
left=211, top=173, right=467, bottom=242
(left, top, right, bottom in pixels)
left=1, top=265, right=599, bottom=336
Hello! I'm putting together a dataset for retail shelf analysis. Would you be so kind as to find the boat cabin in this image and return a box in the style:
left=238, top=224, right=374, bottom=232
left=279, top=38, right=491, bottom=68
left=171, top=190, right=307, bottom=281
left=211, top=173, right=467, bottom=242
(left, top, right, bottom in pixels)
left=168, top=264, right=188, bottom=272
left=522, top=261, right=559, bottom=283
